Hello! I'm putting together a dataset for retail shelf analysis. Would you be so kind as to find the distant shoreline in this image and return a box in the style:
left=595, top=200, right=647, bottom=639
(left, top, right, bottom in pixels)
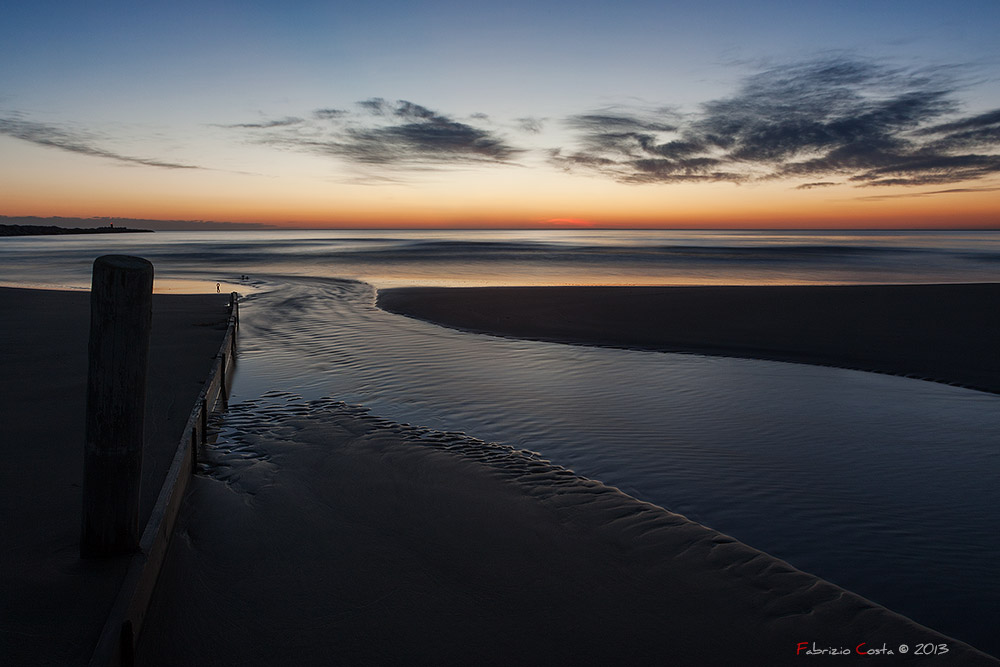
left=0, top=224, right=154, bottom=237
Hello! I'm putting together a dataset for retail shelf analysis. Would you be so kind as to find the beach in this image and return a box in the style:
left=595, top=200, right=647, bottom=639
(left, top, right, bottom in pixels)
left=4, top=0, right=1000, bottom=652
left=138, top=395, right=997, bottom=665
left=133, top=282, right=998, bottom=664
left=3, top=282, right=998, bottom=665
left=378, top=283, right=1000, bottom=394
left=0, top=287, right=229, bottom=664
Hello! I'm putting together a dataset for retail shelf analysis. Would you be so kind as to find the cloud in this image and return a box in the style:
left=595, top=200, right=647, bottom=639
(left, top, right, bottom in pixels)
left=226, top=99, right=523, bottom=171
left=0, top=116, right=200, bottom=169
left=795, top=182, right=838, bottom=190
left=357, top=98, right=390, bottom=115
left=915, top=108, right=1000, bottom=136
left=565, top=112, right=679, bottom=135
left=848, top=154, right=1000, bottom=186
left=222, top=117, right=304, bottom=129
left=515, top=117, right=545, bottom=134
left=313, top=109, right=347, bottom=120
left=552, top=58, right=1000, bottom=188
left=856, top=185, right=1000, bottom=201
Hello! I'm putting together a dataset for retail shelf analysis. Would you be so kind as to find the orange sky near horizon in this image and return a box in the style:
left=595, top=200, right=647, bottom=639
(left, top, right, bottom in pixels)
left=4, top=195, right=996, bottom=231
left=2, top=139, right=997, bottom=230
left=5, top=199, right=998, bottom=230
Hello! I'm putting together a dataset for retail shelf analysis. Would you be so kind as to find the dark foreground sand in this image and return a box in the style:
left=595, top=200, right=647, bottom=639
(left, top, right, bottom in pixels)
left=0, top=287, right=229, bottom=665
left=133, top=284, right=1000, bottom=665
left=6, top=285, right=996, bottom=665
left=378, top=284, right=1000, bottom=394
left=138, top=399, right=997, bottom=665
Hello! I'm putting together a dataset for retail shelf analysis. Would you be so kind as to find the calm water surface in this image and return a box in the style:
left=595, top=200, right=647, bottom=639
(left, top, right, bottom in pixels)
left=3, top=228, right=1000, bottom=289
left=3, top=229, right=999, bottom=654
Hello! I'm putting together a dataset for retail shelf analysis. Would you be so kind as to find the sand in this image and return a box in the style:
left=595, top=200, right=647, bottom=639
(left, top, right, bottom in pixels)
left=138, top=398, right=998, bottom=665
left=6, top=285, right=998, bottom=665
left=132, top=284, right=1000, bottom=665
left=377, top=283, right=1000, bottom=394
left=0, top=287, right=230, bottom=665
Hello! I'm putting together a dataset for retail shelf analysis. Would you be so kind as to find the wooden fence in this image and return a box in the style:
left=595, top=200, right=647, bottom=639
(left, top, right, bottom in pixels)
left=90, top=292, right=240, bottom=667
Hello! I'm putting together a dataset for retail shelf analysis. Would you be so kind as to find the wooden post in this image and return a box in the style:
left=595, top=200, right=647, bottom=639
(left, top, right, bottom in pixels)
left=81, top=255, right=153, bottom=557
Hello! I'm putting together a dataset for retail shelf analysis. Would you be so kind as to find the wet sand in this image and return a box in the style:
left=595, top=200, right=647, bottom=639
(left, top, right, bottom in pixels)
left=7, top=284, right=995, bottom=663
left=0, top=287, right=229, bottom=665
left=139, top=398, right=998, bottom=665
left=132, top=283, right=1000, bottom=664
left=377, top=283, right=1000, bottom=394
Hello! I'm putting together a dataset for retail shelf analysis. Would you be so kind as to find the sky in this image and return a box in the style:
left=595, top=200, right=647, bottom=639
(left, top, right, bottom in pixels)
left=1, top=0, right=999, bottom=229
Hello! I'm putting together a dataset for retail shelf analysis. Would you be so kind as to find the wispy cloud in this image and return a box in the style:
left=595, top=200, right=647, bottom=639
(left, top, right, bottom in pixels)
left=795, top=182, right=838, bottom=190
left=313, top=109, right=347, bottom=120
left=515, top=117, right=545, bottom=134
left=0, top=116, right=200, bottom=169
left=226, top=99, right=523, bottom=172
left=856, top=185, right=1000, bottom=201
left=221, top=117, right=305, bottom=129
left=551, top=58, right=1000, bottom=188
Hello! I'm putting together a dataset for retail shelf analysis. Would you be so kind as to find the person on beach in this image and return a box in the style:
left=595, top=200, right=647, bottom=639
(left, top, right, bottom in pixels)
left=216, top=282, right=221, bottom=293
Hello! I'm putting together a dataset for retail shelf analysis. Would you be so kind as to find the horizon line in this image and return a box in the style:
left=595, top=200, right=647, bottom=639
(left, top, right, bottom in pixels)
left=3, top=215, right=999, bottom=232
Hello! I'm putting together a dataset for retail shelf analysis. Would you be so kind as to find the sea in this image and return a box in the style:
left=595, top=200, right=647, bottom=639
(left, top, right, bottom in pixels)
left=3, top=228, right=999, bottom=655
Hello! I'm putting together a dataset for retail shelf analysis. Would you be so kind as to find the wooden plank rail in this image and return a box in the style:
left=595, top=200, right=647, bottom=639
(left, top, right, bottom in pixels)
left=89, top=292, right=240, bottom=667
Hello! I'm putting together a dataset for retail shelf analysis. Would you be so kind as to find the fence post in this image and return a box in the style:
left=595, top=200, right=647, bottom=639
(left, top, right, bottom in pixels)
left=81, top=255, right=153, bottom=557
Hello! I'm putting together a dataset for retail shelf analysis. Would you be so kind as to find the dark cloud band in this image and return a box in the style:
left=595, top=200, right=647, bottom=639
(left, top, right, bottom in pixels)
left=551, top=58, right=1000, bottom=188
left=227, top=99, right=522, bottom=170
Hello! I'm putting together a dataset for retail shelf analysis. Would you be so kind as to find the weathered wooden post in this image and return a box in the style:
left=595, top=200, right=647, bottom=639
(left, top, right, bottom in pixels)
left=81, top=255, right=153, bottom=557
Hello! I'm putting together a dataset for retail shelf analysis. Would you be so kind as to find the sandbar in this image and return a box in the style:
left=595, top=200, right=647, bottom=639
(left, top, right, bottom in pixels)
left=377, top=283, right=1000, bottom=394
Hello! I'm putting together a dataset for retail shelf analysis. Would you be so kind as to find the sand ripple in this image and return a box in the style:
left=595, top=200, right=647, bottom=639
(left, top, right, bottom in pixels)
left=221, top=276, right=1000, bottom=654
left=139, top=393, right=998, bottom=664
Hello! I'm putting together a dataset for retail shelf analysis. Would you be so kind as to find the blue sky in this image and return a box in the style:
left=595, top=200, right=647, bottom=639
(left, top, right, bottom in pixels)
left=2, top=0, right=999, bottom=227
